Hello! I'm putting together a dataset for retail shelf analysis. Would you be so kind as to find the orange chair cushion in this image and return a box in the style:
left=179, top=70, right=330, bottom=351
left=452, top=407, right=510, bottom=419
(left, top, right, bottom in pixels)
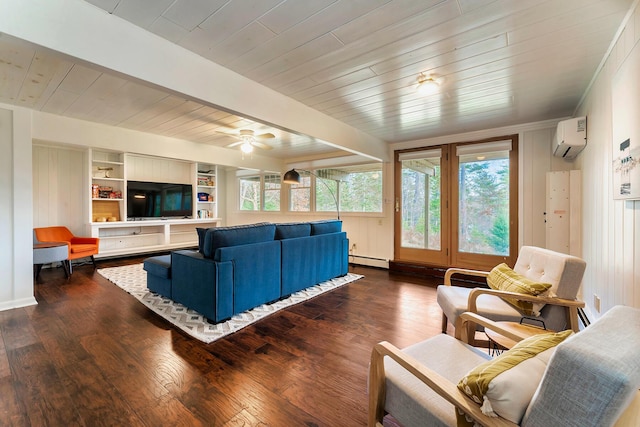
left=70, top=244, right=98, bottom=254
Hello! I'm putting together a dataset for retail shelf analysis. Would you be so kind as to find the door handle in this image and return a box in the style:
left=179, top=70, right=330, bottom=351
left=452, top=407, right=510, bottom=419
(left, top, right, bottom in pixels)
left=395, top=198, right=399, bottom=212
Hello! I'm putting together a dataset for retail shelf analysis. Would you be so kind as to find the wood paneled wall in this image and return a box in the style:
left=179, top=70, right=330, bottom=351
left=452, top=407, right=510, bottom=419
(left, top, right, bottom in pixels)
left=32, top=145, right=86, bottom=235
left=576, top=2, right=640, bottom=319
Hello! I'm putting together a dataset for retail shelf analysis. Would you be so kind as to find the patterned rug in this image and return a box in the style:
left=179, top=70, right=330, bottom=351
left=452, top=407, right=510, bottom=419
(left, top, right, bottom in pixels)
left=98, top=263, right=363, bottom=344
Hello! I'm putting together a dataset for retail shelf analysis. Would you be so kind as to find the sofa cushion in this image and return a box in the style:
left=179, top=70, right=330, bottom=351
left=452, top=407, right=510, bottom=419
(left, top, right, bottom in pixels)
left=310, top=220, right=342, bottom=235
left=143, top=254, right=172, bottom=279
left=202, top=223, right=275, bottom=258
left=196, top=227, right=213, bottom=253
left=487, top=263, right=552, bottom=316
left=458, top=330, right=572, bottom=424
left=275, top=222, right=311, bottom=240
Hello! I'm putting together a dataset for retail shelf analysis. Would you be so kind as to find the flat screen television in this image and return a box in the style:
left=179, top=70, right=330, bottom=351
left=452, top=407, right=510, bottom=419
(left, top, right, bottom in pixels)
left=127, top=181, right=192, bottom=219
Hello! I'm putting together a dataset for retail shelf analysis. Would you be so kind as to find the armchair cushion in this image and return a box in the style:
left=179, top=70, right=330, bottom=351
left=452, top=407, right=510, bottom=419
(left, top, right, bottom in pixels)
left=458, top=330, right=572, bottom=424
left=487, top=263, right=552, bottom=316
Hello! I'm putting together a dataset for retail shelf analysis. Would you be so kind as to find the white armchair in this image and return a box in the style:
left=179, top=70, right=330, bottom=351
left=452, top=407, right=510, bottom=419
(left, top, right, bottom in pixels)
left=369, top=306, right=640, bottom=427
left=437, top=246, right=586, bottom=338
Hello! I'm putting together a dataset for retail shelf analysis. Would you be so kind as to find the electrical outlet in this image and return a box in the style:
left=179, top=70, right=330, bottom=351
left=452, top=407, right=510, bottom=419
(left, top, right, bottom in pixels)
left=594, top=294, right=601, bottom=313
left=378, top=219, right=383, bottom=226
left=351, top=243, right=357, bottom=252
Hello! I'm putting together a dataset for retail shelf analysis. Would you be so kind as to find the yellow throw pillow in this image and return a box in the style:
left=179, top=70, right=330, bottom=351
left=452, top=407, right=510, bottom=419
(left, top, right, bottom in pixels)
left=457, top=330, right=573, bottom=424
left=486, top=263, right=552, bottom=316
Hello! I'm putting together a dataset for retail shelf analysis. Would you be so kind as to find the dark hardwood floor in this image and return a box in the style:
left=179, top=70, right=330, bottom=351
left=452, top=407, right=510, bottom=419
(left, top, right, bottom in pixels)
left=1, top=257, right=447, bottom=426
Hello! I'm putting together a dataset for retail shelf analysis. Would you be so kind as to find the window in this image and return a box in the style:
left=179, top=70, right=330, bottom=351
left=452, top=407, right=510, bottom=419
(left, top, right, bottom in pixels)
left=263, top=174, right=281, bottom=211
left=239, top=173, right=281, bottom=211
left=239, top=176, right=261, bottom=211
left=316, top=163, right=383, bottom=213
left=289, top=172, right=311, bottom=212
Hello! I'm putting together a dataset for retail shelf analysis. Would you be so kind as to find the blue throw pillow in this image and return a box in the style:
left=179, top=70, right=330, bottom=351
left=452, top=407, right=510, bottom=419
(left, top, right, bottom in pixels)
left=310, top=220, right=342, bottom=235
left=202, top=223, right=276, bottom=258
left=275, top=223, right=311, bottom=240
left=196, top=227, right=210, bottom=253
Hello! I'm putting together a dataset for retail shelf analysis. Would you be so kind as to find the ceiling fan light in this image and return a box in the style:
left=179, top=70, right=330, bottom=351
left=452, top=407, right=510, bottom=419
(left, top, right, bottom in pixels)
left=241, top=141, right=254, bottom=153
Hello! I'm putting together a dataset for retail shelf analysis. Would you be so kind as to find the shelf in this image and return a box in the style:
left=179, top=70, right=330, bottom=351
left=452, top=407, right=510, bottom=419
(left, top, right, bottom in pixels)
left=197, top=201, right=216, bottom=204
left=93, top=160, right=124, bottom=166
left=197, top=185, right=215, bottom=189
left=93, top=198, right=124, bottom=201
left=92, top=177, right=124, bottom=182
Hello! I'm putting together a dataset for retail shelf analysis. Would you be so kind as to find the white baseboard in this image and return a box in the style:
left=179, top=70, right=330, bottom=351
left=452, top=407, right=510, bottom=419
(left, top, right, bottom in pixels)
left=0, top=296, right=38, bottom=312
left=349, top=255, right=388, bottom=269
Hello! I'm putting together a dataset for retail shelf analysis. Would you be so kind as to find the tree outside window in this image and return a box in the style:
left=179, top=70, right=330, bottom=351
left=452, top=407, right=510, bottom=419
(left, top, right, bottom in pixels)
left=263, top=174, right=281, bottom=211
left=239, top=176, right=261, bottom=210
left=289, top=173, right=311, bottom=212
left=239, top=173, right=281, bottom=211
left=316, top=164, right=382, bottom=213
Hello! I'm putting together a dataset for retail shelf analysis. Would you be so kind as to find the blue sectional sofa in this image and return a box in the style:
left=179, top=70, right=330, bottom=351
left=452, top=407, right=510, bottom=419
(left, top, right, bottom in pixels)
left=143, top=220, right=349, bottom=323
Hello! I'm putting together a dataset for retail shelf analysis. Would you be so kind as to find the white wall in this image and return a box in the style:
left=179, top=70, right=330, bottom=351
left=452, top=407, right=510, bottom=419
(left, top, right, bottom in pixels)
left=0, top=104, right=37, bottom=311
left=575, top=2, right=640, bottom=320
left=32, top=144, right=86, bottom=235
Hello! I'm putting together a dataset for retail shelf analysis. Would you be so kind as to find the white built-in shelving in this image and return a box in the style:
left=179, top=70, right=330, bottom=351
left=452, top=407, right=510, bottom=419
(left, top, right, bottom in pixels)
left=87, top=150, right=221, bottom=258
left=196, top=163, right=217, bottom=219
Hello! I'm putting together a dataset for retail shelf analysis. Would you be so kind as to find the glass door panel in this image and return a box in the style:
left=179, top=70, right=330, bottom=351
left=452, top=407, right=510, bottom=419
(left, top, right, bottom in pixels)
left=452, top=138, right=518, bottom=270
left=394, top=146, right=449, bottom=266
left=458, top=152, right=510, bottom=256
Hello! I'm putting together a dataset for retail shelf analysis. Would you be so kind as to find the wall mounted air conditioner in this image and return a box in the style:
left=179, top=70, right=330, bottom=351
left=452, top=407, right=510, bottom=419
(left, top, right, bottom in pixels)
left=553, top=117, right=587, bottom=159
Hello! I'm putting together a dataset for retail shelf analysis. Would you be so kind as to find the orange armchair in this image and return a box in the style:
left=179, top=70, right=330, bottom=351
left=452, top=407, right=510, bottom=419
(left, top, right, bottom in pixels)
left=34, top=226, right=99, bottom=273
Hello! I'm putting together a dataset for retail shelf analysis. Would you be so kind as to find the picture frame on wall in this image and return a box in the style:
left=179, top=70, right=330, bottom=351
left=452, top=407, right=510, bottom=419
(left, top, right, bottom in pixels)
left=612, top=43, right=640, bottom=200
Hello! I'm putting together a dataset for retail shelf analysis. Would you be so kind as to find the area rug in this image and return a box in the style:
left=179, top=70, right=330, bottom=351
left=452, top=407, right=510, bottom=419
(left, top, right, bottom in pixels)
left=98, top=263, right=363, bottom=344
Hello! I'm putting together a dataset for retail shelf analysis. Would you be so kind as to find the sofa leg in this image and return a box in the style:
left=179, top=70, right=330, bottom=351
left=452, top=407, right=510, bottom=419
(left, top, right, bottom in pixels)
left=441, top=313, right=448, bottom=334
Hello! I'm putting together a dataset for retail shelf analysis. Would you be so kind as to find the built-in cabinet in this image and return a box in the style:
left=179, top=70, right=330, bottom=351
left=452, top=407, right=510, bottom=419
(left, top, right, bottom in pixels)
left=90, top=150, right=125, bottom=222
left=88, top=149, right=220, bottom=258
left=196, top=163, right=217, bottom=219
left=91, top=219, right=219, bottom=258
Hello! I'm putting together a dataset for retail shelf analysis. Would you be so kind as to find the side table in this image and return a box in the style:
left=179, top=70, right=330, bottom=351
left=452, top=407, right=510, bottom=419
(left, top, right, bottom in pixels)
left=33, top=242, right=69, bottom=282
left=485, top=322, right=552, bottom=355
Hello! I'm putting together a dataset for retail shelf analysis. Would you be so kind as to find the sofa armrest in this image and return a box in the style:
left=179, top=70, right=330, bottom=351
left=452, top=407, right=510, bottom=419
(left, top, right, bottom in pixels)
left=369, top=340, right=517, bottom=427
left=171, top=250, right=233, bottom=322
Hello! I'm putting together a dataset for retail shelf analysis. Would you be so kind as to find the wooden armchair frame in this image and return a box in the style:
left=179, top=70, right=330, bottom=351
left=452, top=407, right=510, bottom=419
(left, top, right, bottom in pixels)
left=442, top=268, right=585, bottom=344
left=369, top=312, right=525, bottom=427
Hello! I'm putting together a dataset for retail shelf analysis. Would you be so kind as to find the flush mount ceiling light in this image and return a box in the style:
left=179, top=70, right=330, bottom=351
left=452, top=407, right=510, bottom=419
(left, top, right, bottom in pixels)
left=416, top=73, right=440, bottom=96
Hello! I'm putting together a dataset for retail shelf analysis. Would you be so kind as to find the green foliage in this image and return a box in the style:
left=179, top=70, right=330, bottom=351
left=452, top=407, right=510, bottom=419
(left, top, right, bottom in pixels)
left=458, top=159, right=509, bottom=255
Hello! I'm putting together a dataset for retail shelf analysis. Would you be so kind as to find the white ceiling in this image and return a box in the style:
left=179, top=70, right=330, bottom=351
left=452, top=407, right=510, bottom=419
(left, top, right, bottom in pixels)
left=0, top=0, right=633, bottom=159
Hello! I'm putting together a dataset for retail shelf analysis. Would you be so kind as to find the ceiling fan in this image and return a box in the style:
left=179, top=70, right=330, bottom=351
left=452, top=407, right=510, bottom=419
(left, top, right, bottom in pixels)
left=221, top=129, right=275, bottom=153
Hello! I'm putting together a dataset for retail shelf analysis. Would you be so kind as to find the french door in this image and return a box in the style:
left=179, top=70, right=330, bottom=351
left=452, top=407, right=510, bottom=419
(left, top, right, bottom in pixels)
left=394, top=135, right=518, bottom=271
